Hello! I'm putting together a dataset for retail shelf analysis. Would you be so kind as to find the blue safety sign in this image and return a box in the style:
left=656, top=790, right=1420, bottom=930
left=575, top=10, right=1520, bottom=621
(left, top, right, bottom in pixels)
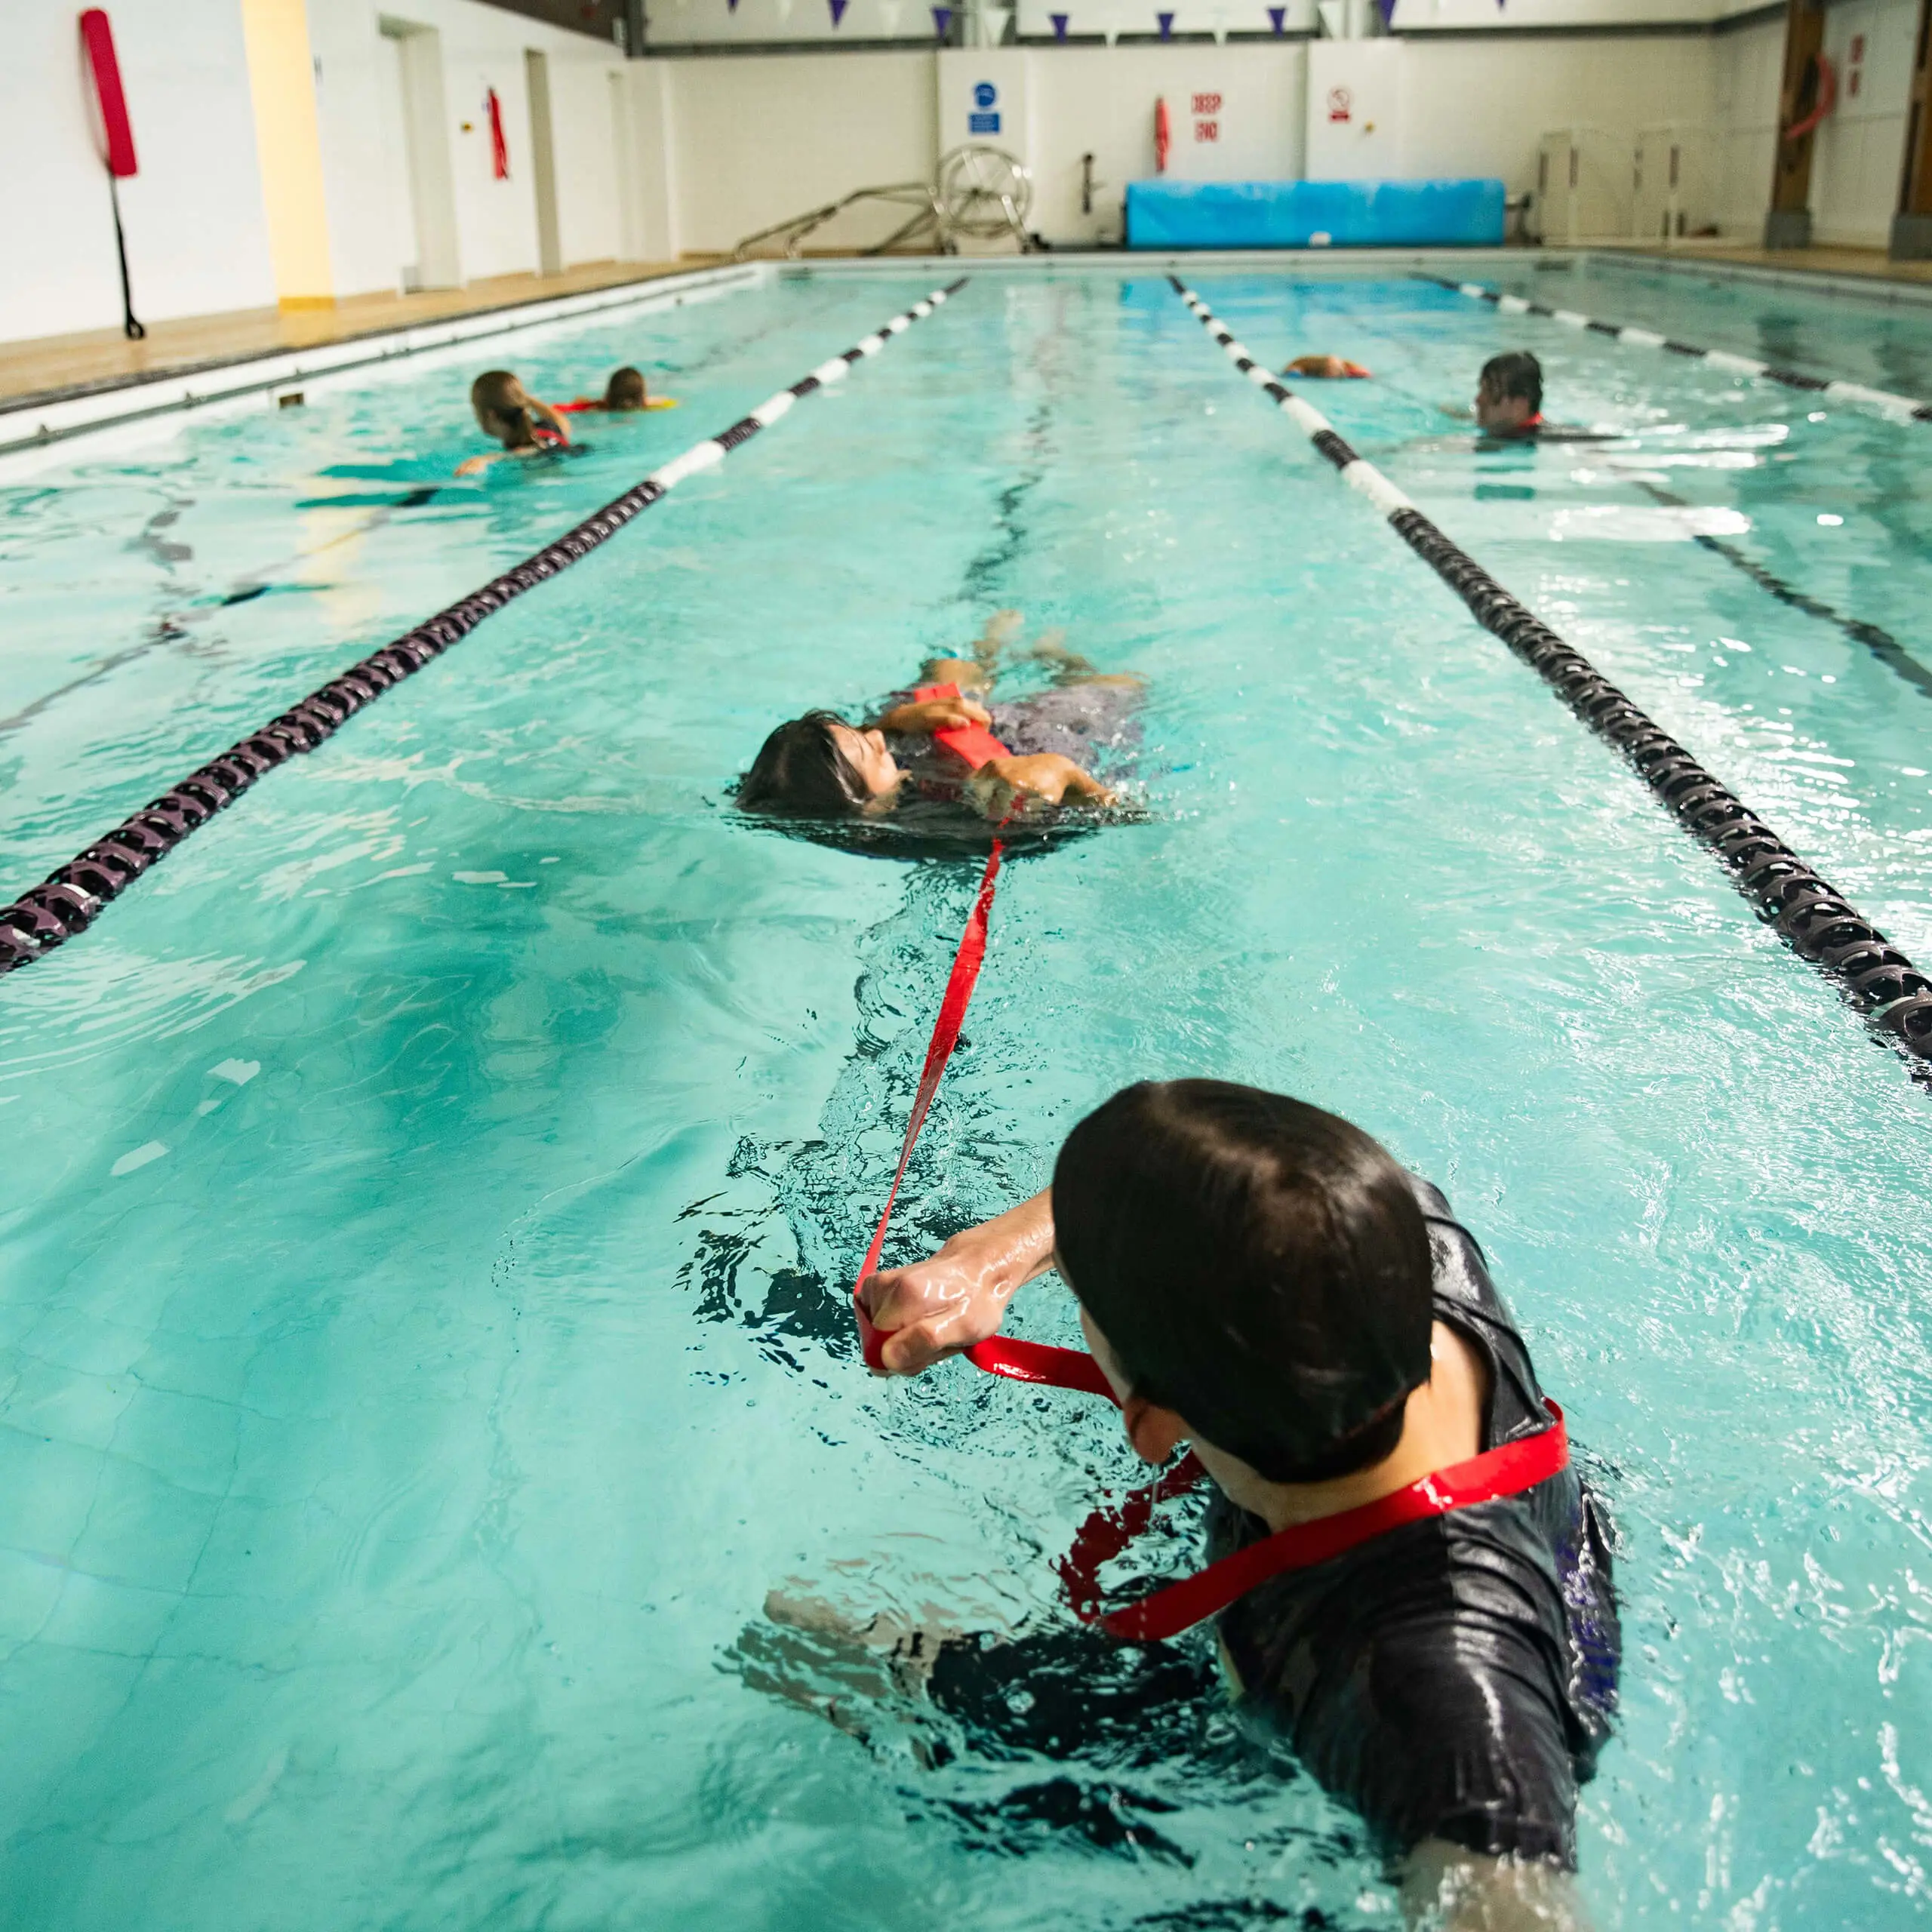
left=974, top=81, right=996, bottom=107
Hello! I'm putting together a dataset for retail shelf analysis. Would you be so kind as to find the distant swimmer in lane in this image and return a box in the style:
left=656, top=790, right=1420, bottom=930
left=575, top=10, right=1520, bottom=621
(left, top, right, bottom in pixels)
left=556, top=366, right=678, bottom=415
left=737, top=612, right=1141, bottom=849
left=1282, top=354, right=1373, bottom=380
left=456, top=370, right=574, bottom=476
left=1466, top=350, right=1618, bottom=444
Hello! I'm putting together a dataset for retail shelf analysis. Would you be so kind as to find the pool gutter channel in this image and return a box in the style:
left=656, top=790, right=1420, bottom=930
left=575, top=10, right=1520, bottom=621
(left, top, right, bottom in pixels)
left=1170, top=276, right=1932, bottom=1075
left=0, top=278, right=969, bottom=980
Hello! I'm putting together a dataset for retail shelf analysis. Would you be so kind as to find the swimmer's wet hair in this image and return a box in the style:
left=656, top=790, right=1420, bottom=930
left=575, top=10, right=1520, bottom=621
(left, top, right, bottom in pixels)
left=1054, top=1081, right=1434, bottom=1484
left=1480, top=349, right=1543, bottom=414
left=739, top=712, right=871, bottom=817
left=471, top=369, right=534, bottom=448
left=605, top=367, right=648, bottom=410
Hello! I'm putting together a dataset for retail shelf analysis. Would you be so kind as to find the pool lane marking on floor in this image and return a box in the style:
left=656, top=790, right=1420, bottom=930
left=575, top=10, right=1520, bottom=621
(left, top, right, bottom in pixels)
left=1417, top=274, right=1931, bottom=426
left=1623, top=477, right=1932, bottom=704
left=1167, top=276, right=1932, bottom=1070
left=0, top=279, right=969, bottom=977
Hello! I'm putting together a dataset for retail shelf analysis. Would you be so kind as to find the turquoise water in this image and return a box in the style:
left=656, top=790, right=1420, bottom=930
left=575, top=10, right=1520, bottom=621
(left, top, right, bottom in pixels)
left=2, top=264, right=1929, bottom=1930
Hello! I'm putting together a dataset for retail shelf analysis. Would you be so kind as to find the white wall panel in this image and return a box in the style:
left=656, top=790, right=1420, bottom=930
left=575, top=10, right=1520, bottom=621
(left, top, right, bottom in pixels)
left=1029, top=43, right=1306, bottom=242
left=0, top=0, right=276, bottom=344
left=310, top=0, right=633, bottom=300
left=1808, top=0, right=1913, bottom=247
left=663, top=51, right=940, bottom=254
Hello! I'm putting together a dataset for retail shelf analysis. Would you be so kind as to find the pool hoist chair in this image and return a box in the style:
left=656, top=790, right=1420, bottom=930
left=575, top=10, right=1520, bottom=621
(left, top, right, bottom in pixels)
left=732, top=143, right=1035, bottom=260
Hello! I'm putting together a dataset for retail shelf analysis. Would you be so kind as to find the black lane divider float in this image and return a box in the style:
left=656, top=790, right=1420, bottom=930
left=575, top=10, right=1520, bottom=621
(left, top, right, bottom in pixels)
left=0, top=280, right=968, bottom=977
left=1167, top=277, right=1932, bottom=1069
left=1418, top=274, right=1932, bottom=427
left=1628, top=478, right=1932, bottom=704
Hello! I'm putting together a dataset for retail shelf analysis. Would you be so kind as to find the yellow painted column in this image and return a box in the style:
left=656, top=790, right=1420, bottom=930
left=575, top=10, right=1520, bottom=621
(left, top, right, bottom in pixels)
left=240, top=0, right=335, bottom=308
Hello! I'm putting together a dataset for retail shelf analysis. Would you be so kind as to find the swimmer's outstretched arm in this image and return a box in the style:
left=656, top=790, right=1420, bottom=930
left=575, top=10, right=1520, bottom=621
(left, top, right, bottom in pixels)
left=869, top=694, right=992, bottom=736
left=858, top=1189, right=1054, bottom=1375
left=1402, top=1844, right=1590, bottom=1931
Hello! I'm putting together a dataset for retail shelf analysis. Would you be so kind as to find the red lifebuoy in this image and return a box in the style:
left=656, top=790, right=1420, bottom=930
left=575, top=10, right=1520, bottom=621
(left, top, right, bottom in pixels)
left=1783, top=50, right=1837, bottom=143
left=1155, top=96, right=1171, bottom=175
left=79, top=10, right=138, bottom=178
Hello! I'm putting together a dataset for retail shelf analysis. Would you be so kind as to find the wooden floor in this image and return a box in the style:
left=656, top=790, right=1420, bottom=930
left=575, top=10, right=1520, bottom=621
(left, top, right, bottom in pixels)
left=0, top=259, right=724, bottom=411
left=1599, top=239, right=1932, bottom=289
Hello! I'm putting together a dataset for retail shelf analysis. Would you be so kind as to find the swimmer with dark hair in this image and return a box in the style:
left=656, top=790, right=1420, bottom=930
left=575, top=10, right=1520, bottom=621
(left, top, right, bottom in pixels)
left=1283, top=354, right=1372, bottom=380
left=456, top=369, right=571, bottom=475
left=738, top=613, right=1134, bottom=827
left=844, top=1080, right=1618, bottom=1926
left=558, top=366, right=678, bottom=414
left=1474, top=349, right=1545, bottom=436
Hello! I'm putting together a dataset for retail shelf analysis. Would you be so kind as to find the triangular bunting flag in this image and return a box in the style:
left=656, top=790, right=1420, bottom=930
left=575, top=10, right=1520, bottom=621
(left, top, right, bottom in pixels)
left=1051, top=8, right=1069, bottom=29
left=1156, top=8, right=1173, bottom=31
left=829, top=0, right=848, bottom=21
left=1378, top=0, right=1395, bottom=21
left=1267, top=3, right=1284, bottom=26
left=932, top=3, right=951, bottom=29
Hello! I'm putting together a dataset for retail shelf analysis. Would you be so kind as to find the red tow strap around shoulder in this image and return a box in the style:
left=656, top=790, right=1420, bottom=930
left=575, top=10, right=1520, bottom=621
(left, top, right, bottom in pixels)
left=848, top=686, right=1571, bottom=1637
left=1058, top=1404, right=1570, bottom=1642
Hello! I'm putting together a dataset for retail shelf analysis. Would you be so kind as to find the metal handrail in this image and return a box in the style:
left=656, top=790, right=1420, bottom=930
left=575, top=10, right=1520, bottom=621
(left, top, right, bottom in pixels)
left=732, top=183, right=943, bottom=262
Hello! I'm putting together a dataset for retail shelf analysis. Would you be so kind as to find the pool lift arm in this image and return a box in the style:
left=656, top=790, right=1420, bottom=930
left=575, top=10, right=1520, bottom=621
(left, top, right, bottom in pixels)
left=734, top=143, right=1034, bottom=260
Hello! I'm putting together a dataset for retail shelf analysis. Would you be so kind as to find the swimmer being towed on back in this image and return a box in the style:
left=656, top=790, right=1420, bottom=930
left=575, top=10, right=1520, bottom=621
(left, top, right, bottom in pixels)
left=739, top=612, right=1134, bottom=826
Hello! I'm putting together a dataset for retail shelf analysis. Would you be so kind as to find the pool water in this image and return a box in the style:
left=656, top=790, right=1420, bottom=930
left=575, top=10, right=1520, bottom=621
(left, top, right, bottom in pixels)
left=2, top=263, right=1930, bottom=1930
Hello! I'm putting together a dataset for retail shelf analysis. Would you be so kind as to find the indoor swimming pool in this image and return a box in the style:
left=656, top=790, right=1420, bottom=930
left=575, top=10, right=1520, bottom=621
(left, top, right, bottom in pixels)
left=2, top=260, right=1930, bottom=1929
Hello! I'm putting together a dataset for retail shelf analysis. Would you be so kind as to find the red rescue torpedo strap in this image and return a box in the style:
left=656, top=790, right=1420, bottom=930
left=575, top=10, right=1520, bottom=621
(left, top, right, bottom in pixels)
left=848, top=685, right=1570, bottom=1635
left=1058, top=1403, right=1570, bottom=1642
left=850, top=684, right=1106, bottom=1395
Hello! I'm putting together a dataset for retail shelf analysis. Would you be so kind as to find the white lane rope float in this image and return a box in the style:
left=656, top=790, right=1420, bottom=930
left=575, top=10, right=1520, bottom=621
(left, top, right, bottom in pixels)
left=0, top=279, right=968, bottom=977
left=1167, top=275, right=1932, bottom=1071
left=1418, top=274, right=1931, bottom=427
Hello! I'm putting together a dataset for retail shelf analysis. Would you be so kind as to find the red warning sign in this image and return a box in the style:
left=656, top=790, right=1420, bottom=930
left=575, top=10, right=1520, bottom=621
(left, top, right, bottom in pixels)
left=1327, top=85, right=1352, bottom=123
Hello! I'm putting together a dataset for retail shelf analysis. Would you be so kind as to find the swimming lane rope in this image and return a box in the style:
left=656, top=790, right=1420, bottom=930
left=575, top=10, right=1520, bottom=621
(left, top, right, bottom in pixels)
left=1167, top=277, right=1932, bottom=1069
left=1417, top=273, right=1931, bottom=426
left=0, top=281, right=968, bottom=977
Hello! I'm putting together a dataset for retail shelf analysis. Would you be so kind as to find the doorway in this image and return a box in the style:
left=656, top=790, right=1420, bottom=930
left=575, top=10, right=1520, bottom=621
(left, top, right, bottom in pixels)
left=378, top=17, right=461, bottom=289
left=524, top=49, right=564, bottom=278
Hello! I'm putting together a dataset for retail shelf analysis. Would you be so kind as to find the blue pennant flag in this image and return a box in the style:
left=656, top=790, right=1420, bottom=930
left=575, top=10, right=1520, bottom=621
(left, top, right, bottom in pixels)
left=829, top=0, right=848, bottom=22
left=932, top=4, right=952, bottom=29
left=1267, top=3, right=1285, bottom=24
left=1051, top=8, right=1069, bottom=30
left=1157, top=8, right=1174, bottom=32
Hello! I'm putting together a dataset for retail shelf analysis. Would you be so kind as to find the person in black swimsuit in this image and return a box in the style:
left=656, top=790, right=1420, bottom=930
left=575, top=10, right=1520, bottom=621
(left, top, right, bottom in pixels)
left=856, top=1081, right=1620, bottom=1927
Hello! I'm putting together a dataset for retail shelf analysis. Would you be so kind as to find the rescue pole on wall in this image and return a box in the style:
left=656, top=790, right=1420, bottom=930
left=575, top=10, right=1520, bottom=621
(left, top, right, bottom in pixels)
left=78, top=9, right=144, bottom=340
left=1155, top=96, right=1171, bottom=173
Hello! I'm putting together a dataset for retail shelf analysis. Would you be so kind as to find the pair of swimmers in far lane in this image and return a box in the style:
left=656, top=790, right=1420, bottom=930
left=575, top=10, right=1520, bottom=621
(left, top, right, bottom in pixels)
left=1285, top=343, right=1614, bottom=444
left=456, top=366, right=677, bottom=476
